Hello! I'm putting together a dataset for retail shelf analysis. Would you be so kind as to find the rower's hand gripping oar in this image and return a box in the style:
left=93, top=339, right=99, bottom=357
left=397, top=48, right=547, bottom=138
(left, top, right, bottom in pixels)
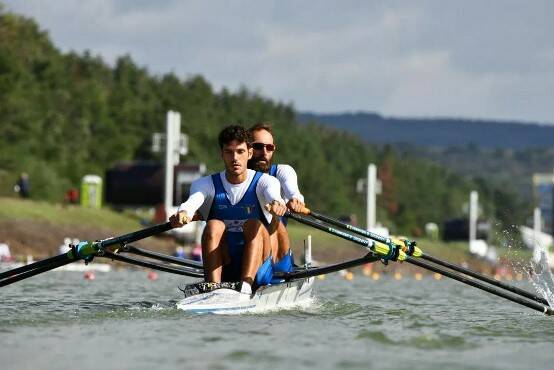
left=293, top=208, right=554, bottom=315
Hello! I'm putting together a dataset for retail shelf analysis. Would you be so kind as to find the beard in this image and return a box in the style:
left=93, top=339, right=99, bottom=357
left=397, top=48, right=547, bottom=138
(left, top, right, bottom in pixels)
left=248, top=155, right=271, bottom=173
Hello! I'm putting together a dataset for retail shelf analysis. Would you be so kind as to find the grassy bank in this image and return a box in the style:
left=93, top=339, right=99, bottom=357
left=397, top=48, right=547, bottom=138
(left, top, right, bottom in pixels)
left=0, top=197, right=143, bottom=231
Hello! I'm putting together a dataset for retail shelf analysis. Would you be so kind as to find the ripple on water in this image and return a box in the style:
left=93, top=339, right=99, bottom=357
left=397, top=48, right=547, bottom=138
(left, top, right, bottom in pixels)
left=356, top=328, right=473, bottom=350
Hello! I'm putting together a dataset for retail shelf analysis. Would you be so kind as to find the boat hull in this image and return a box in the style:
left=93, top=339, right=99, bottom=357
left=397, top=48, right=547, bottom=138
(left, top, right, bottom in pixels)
left=176, top=277, right=314, bottom=314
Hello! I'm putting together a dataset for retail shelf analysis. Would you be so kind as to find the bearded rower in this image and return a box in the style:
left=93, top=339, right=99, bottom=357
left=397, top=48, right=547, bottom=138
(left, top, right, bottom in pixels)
left=170, top=125, right=286, bottom=294
left=247, top=122, right=305, bottom=274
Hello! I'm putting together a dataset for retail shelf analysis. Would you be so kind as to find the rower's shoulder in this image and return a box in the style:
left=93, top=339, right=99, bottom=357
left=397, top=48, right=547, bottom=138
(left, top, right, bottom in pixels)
left=191, top=173, right=217, bottom=187
left=257, top=172, right=280, bottom=187
left=274, top=164, right=298, bottom=177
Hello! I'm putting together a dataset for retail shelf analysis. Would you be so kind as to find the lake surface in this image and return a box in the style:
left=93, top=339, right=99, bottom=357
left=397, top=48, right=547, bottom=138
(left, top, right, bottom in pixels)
left=1, top=270, right=554, bottom=370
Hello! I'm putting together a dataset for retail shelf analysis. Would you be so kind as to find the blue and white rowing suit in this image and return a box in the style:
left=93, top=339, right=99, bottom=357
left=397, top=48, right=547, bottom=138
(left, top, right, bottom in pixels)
left=178, top=169, right=283, bottom=286
left=208, top=171, right=272, bottom=284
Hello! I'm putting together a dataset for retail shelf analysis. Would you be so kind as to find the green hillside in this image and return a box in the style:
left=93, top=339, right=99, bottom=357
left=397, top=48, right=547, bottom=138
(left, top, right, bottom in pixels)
left=0, top=6, right=526, bottom=239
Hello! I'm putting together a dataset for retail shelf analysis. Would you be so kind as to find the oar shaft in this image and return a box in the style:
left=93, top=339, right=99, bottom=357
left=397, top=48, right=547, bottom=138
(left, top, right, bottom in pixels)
left=102, top=251, right=204, bottom=278
left=309, top=211, right=388, bottom=243
left=122, top=245, right=203, bottom=269
left=0, top=253, right=73, bottom=280
left=421, top=254, right=548, bottom=306
left=0, top=258, right=75, bottom=287
left=285, top=212, right=372, bottom=248
left=99, top=222, right=173, bottom=249
left=275, top=253, right=380, bottom=280
left=407, top=257, right=553, bottom=315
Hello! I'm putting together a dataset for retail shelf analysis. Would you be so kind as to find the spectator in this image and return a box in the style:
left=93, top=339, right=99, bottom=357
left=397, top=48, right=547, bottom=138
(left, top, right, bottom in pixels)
left=14, top=172, right=30, bottom=198
left=64, top=188, right=79, bottom=204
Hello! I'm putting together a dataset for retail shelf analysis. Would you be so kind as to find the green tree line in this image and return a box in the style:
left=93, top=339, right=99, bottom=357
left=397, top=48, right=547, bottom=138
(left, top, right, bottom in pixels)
left=0, top=7, right=527, bottom=238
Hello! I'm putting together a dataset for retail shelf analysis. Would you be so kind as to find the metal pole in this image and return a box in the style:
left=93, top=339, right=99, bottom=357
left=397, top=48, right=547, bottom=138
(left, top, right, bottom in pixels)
left=367, top=164, right=376, bottom=230
left=469, top=191, right=478, bottom=250
left=533, top=207, right=542, bottom=263
left=164, top=111, right=178, bottom=217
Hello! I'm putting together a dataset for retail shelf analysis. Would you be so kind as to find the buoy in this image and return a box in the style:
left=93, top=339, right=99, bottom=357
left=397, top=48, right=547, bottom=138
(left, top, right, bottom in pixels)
left=345, top=271, right=354, bottom=281
left=393, top=272, right=402, bottom=280
left=83, top=271, right=95, bottom=280
left=191, top=244, right=202, bottom=260
left=414, top=272, right=423, bottom=281
left=371, top=272, right=380, bottom=281
left=433, top=272, right=442, bottom=280
left=147, top=271, right=159, bottom=281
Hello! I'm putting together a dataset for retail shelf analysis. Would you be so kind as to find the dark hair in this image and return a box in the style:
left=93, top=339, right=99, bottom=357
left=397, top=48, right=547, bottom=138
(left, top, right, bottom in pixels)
left=218, top=125, right=251, bottom=149
left=248, top=122, right=273, bottom=136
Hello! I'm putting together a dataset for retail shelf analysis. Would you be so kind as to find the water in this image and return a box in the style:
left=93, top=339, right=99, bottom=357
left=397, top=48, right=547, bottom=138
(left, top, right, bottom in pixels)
left=530, top=247, right=554, bottom=307
left=2, top=270, right=554, bottom=370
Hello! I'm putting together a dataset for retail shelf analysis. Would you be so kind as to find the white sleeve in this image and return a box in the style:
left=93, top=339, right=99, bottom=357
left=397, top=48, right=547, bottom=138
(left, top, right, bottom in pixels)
left=276, top=164, right=304, bottom=203
left=177, top=176, right=215, bottom=220
left=256, top=174, right=284, bottom=223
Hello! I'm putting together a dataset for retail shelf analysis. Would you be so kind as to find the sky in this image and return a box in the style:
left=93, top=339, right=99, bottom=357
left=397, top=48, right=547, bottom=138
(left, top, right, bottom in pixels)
left=4, top=0, right=554, bottom=124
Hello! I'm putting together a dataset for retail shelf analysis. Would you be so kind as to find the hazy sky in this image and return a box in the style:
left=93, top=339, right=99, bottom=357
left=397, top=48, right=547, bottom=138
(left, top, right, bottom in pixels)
left=4, top=0, right=554, bottom=124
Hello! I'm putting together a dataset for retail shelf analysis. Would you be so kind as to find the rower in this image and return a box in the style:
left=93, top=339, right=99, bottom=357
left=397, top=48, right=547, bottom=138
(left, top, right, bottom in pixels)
left=247, top=122, right=305, bottom=274
left=169, top=125, right=286, bottom=294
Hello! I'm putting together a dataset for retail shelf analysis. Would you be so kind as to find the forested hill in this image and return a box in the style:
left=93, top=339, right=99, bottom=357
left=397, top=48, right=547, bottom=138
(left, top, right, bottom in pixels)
left=297, top=112, right=554, bottom=149
left=0, top=7, right=527, bottom=237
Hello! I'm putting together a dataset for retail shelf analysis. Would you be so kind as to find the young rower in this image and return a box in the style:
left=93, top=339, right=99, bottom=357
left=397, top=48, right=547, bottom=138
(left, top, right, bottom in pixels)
left=247, top=122, right=305, bottom=273
left=169, top=125, right=286, bottom=294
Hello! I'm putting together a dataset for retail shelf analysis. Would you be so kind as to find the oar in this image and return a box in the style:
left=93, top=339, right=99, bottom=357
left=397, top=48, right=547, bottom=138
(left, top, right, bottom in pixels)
left=101, top=251, right=204, bottom=278
left=119, top=245, right=203, bottom=269
left=0, top=253, right=72, bottom=280
left=0, top=258, right=75, bottom=287
left=96, top=222, right=173, bottom=249
left=274, top=253, right=380, bottom=280
left=303, top=209, right=549, bottom=306
left=0, top=222, right=174, bottom=287
left=285, top=211, right=554, bottom=315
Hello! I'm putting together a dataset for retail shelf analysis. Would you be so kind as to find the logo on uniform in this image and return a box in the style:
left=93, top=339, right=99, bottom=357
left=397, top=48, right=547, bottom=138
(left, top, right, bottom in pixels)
left=241, top=204, right=256, bottom=215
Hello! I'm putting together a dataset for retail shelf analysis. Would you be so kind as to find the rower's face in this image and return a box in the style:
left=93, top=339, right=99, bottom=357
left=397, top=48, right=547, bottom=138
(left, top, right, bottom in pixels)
left=249, top=129, right=275, bottom=173
left=221, top=140, right=252, bottom=177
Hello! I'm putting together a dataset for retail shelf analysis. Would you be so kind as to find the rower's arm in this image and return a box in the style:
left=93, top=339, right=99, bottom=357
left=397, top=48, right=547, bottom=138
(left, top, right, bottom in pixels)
left=257, top=175, right=286, bottom=221
left=175, top=176, right=214, bottom=221
left=276, top=164, right=304, bottom=203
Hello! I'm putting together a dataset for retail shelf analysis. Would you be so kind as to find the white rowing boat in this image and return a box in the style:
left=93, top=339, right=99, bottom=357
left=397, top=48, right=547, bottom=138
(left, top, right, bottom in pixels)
left=177, top=236, right=315, bottom=314
left=176, top=277, right=314, bottom=314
